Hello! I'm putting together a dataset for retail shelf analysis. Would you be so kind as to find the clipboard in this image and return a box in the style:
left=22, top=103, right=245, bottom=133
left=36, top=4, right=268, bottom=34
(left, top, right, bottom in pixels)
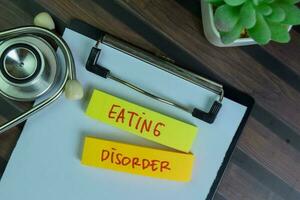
left=0, top=20, right=254, bottom=200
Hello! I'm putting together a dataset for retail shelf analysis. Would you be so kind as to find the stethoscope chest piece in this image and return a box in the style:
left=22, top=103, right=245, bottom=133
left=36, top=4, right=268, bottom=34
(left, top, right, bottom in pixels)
left=0, top=24, right=83, bottom=134
left=0, top=35, right=59, bottom=101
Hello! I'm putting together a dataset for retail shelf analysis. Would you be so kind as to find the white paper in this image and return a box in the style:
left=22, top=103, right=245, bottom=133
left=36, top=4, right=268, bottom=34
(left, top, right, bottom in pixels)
left=0, top=29, right=247, bottom=200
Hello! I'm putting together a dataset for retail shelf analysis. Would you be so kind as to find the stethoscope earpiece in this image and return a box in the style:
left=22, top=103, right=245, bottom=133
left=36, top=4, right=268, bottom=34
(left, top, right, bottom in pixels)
left=64, top=79, right=84, bottom=100
left=33, top=12, right=55, bottom=30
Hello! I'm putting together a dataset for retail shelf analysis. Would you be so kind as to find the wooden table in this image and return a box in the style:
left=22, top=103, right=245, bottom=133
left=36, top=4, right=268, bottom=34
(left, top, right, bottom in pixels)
left=0, top=1, right=300, bottom=199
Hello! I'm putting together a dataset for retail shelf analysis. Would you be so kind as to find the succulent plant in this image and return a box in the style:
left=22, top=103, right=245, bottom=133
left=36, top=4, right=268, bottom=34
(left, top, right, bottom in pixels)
left=207, top=0, right=300, bottom=44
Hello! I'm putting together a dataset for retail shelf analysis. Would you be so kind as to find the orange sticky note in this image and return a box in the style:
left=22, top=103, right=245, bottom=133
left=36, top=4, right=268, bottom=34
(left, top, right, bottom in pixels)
left=81, top=137, right=195, bottom=182
left=86, top=89, right=198, bottom=152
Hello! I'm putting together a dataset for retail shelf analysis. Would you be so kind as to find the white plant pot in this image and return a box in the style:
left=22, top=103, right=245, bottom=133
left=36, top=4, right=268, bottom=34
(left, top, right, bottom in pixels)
left=201, top=0, right=256, bottom=47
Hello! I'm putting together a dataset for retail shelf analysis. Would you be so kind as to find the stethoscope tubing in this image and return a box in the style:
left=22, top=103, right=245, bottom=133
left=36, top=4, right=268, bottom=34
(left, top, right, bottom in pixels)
left=0, top=26, right=76, bottom=134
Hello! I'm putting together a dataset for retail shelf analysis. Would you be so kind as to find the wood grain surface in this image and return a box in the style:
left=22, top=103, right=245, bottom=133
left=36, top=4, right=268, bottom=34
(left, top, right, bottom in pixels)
left=0, top=0, right=299, bottom=199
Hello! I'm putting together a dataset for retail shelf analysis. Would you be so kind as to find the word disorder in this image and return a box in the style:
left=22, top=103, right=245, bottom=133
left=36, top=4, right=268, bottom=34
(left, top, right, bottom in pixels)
left=81, top=137, right=195, bottom=181
left=86, top=90, right=198, bottom=152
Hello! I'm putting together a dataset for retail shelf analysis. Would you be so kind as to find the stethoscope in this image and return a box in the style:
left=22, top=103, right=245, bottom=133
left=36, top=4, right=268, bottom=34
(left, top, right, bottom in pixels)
left=0, top=13, right=83, bottom=133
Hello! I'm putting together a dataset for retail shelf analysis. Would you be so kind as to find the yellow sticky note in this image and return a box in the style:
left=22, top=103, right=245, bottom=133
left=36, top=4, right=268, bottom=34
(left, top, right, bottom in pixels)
left=81, top=137, right=195, bottom=182
left=86, top=89, right=198, bottom=152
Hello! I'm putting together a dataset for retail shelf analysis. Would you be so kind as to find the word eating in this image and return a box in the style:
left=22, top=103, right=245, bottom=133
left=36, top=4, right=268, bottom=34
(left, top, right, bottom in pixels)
left=108, top=104, right=165, bottom=137
left=86, top=89, right=198, bottom=152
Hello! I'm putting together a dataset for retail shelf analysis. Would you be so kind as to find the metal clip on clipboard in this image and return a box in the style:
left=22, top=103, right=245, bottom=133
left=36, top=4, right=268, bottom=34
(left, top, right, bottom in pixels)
left=86, top=36, right=224, bottom=124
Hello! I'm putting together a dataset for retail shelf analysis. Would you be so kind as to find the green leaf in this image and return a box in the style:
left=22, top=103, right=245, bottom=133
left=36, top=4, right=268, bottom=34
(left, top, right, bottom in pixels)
left=282, top=0, right=300, bottom=4
left=256, top=4, right=272, bottom=16
left=252, top=0, right=259, bottom=5
left=267, top=5, right=286, bottom=23
left=280, top=4, right=300, bottom=25
left=268, top=21, right=291, bottom=43
left=214, top=5, right=240, bottom=32
left=248, top=13, right=271, bottom=45
left=220, top=23, right=243, bottom=44
left=206, top=0, right=224, bottom=4
left=264, top=0, right=275, bottom=3
left=252, top=0, right=265, bottom=5
left=240, top=2, right=256, bottom=29
left=224, top=0, right=246, bottom=6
